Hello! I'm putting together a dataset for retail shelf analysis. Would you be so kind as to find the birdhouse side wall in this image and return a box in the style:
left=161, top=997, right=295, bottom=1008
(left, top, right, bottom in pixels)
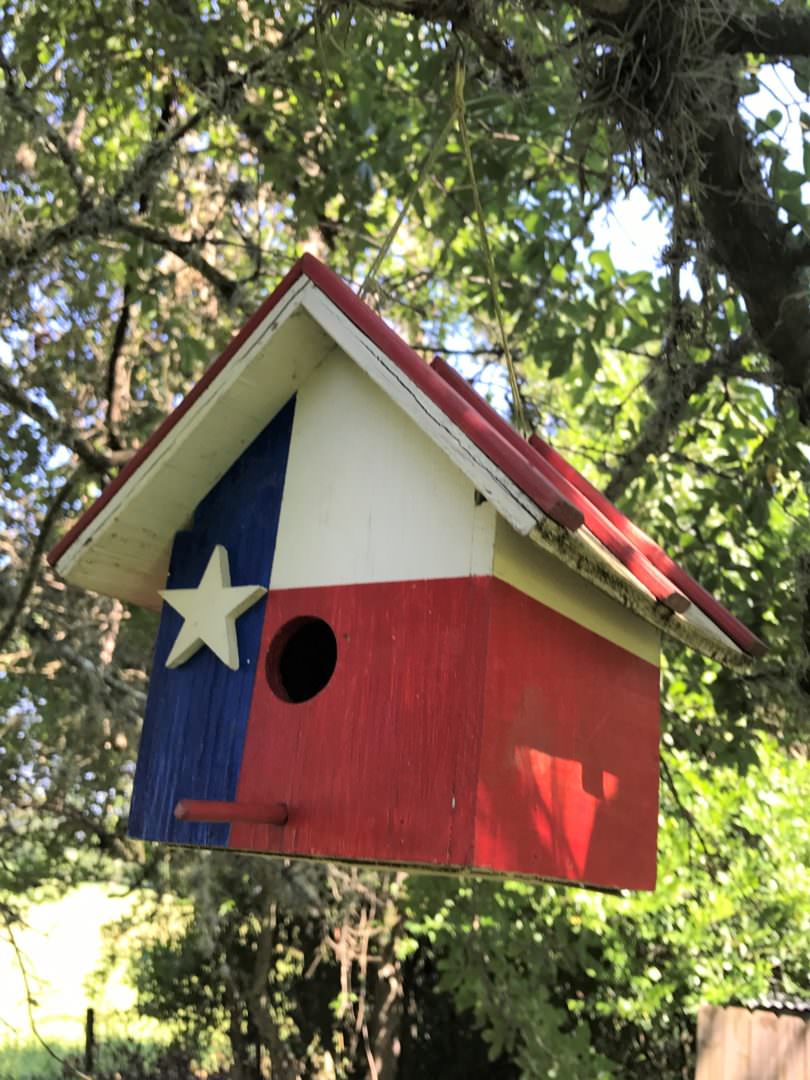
left=470, top=519, right=661, bottom=889
left=474, top=575, right=661, bottom=890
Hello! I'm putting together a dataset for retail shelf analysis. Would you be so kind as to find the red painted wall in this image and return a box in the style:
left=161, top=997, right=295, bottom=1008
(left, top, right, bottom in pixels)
left=231, top=576, right=660, bottom=888
left=231, top=577, right=491, bottom=866
left=475, top=579, right=660, bottom=889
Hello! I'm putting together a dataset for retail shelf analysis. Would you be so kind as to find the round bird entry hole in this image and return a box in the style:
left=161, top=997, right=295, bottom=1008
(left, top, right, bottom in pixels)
left=265, top=617, right=337, bottom=703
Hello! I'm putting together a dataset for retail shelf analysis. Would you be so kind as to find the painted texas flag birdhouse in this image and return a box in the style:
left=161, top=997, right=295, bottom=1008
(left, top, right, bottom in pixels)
left=49, top=256, right=765, bottom=891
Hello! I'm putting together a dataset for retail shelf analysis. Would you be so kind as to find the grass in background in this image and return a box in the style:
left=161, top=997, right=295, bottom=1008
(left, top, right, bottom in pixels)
left=0, top=883, right=169, bottom=1077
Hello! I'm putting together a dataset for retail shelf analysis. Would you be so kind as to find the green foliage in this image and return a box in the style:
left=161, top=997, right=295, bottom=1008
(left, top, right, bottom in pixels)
left=1, top=0, right=809, bottom=1076
left=407, top=735, right=810, bottom=1078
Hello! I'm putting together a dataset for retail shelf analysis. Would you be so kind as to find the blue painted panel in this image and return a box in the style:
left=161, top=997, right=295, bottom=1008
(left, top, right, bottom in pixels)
left=129, top=399, right=296, bottom=847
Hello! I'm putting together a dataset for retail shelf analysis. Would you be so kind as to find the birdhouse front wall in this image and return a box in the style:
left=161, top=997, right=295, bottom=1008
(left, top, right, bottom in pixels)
left=129, top=344, right=662, bottom=888
left=129, top=347, right=497, bottom=850
left=267, top=345, right=498, bottom=591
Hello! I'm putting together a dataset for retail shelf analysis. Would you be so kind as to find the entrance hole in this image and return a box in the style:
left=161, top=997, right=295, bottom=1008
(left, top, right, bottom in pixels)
left=265, top=616, right=337, bottom=703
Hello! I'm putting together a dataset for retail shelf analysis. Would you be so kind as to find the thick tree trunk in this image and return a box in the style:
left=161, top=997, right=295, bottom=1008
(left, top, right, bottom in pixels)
left=697, top=110, right=810, bottom=419
left=228, top=1005, right=254, bottom=1080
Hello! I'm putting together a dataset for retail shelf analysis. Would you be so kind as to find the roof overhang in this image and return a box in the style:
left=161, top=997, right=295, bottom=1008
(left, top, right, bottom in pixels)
left=49, top=256, right=765, bottom=669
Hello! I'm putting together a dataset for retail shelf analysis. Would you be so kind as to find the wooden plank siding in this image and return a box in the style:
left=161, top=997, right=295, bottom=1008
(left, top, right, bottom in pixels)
left=128, top=400, right=296, bottom=848
left=696, top=1005, right=810, bottom=1080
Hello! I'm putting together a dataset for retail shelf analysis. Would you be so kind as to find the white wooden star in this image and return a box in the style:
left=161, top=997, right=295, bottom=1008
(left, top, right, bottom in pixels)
left=160, top=545, right=267, bottom=671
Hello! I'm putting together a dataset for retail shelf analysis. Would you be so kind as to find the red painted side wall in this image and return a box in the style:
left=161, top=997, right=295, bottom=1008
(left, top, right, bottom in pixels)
left=231, top=575, right=660, bottom=889
left=231, top=577, right=492, bottom=867
left=474, top=579, right=660, bottom=889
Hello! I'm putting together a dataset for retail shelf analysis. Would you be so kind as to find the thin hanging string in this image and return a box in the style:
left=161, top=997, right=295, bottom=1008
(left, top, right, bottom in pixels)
left=454, top=60, right=528, bottom=437
left=359, top=57, right=527, bottom=438
left=359, top=104, right=458, bottom=299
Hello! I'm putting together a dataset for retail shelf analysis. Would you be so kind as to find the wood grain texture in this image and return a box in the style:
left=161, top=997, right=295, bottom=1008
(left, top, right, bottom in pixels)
left=749, top=1009, right=780, bottom=1080
left=270, top=349, right=497, bottom=590
left=160, top=545, right=266, bottom=669
left=231, top=577, right=492, bottom=866
left=295, top=273, right=583, bottom=531
left=696, top=1005, right=724, bottom=1080
left=128, top=399, right=296, bottom=847
left=474, top=577, right=660, bottom=889
left=723, top=1006, right=753, bottom=1078
left=776, top=1016, right=808, bottom=1080
left=697, top=1005, right=810, bottom=1080
left=175, top=799, right=288, bottom=825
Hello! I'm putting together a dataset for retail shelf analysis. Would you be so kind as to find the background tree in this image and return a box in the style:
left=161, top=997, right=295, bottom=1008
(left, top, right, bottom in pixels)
left=1, top=1, right=809, bottom=1077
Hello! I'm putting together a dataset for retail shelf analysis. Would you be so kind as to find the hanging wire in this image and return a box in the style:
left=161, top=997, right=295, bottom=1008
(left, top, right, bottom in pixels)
left=359, top=104, right=458, bottom=299
left=359, top=55, right=527, bottom=438
left=454, top=60, right=528, bottom=437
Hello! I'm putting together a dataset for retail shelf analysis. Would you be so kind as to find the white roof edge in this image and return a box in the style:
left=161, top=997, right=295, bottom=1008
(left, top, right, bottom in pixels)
left=53, top=274, right=753, bottom=668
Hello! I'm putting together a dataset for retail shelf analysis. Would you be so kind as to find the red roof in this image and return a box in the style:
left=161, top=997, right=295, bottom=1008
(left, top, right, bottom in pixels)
left=48, top=254, right=765, bottom=658
left=430, top=358, right=765, bottom=657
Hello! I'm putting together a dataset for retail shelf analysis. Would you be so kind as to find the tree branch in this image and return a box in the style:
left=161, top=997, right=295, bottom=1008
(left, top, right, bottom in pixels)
left=351, top=0, right=529, bottom=86
left=112, top=107, right=208, bottom=203
left=0, top=367, right=132, bottom=473
left=605, top=331, right=754, bottom=501
left=659, top=754, right=715, bottom=867
left=0, top=906, right=92, bottom=1080
left=0, top=102, right=208, bottom=286
left=0, top=205, right=108, bottom=281
left=105, top=285, right=132, bottom=450
left=0, top=200, right=238, bottom=305
left=0, top=470, right=81, bottom=654
left=0, top=52, right=89, bottom=204
left=114, top=218, right=238, bottom=300
left=719, top=10, right=810, bottom=58
left=697, top=110, right=810, bottom=421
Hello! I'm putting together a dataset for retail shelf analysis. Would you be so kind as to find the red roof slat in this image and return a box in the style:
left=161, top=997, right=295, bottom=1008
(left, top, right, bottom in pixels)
left=431, top=359, right=690, bottom=614
left=530, top=435, right=767, bottom=657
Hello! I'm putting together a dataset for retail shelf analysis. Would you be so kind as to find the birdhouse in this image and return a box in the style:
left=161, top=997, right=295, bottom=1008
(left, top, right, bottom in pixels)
left=49, top=256, right=765, bottom=891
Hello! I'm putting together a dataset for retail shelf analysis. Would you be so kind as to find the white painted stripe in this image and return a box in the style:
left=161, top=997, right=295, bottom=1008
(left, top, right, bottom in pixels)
left=300, top=288, right=540, bottom=538
left=270, top=348, right=497, bottom=589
